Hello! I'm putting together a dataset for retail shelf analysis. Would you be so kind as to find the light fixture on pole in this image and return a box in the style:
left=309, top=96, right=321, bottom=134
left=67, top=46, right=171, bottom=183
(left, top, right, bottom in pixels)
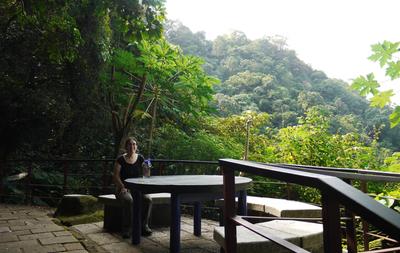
left=244, top=117, right=252, bottom=160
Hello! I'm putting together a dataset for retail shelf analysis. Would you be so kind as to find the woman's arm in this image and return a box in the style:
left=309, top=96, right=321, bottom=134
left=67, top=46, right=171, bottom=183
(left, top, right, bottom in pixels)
left=113, top=162, right=126, bottom=192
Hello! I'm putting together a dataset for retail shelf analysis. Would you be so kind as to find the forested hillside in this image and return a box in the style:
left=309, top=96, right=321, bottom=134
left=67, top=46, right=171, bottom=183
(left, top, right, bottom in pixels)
left=165, top=21, right=400, bottom=150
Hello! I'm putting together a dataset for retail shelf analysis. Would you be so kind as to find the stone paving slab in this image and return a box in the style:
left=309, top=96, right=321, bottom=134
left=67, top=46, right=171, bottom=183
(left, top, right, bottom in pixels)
left=39, top=235, right=79, bottom=245
left=18, top=232, right=54, bottom=241
left=86, top=233, right=121, bottom=246
left=64, top=242, right=85, bottom=251
left=0, top=233, right=19, bottom=243
left=55, top=231, right=75, bottom=237
left=22, top=243, right=66, bottom=253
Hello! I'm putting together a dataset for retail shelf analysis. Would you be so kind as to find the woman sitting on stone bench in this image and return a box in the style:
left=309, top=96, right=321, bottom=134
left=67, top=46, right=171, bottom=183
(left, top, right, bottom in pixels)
left=113, top=137, right=152, bottom=238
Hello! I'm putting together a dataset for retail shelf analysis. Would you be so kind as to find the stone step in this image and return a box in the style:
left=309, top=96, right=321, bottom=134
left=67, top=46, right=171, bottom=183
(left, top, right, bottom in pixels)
left=214, top=220, right=323, bottom=253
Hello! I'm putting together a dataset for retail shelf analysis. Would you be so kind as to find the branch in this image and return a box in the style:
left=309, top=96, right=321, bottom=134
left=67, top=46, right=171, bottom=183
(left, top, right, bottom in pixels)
left=167, top=70, right=183, bottom=83
left=122, top=69, right=142, bottom=82
left=123, top=90, right=135, bottom=125
left=144, top=97, right=155, bottom=114
left=122, top=74, right=147, bottom=130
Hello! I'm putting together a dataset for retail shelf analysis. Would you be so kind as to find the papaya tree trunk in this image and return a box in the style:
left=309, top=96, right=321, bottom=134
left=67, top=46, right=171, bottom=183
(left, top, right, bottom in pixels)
left=109, top=66, right=147, bottom=157
left=147, top=95, right=158, bottom=158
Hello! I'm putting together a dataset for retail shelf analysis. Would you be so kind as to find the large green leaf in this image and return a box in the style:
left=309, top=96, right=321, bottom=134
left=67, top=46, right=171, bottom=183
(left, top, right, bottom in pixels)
left=368, top=41, right=400, bottom=67
left=389, top=106, right=400, bottom=128
left=386, top=61, right=400, bottom=80
left=370, top=90, right=394, bottom=108
left=351, top=73, right=379, bottom=96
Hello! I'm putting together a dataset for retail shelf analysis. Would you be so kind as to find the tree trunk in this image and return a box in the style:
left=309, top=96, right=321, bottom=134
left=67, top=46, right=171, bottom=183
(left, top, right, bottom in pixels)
left=147, top=96, right=158, bottom=158
left=110, top=73, right=147, bottom=158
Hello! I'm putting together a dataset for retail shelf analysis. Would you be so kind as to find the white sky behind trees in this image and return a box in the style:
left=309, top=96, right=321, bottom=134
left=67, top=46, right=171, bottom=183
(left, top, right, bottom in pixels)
left=165, top=0, right=400, bottom=104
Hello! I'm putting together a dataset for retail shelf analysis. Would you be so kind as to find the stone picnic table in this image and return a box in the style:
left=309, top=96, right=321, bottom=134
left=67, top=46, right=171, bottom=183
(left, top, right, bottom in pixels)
left=125, top=175, right=252, bottom=253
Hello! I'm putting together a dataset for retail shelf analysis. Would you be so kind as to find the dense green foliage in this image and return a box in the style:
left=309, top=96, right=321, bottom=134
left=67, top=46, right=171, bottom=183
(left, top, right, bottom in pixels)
left=2, top=1, right=399, bottom=211
left=165, top=21, right=400, bottom=151
left=1, top=1, right=213, bottom=202
left=0, top=0, right=166, bottom=160
left=162, top=21, right=400, bottom=205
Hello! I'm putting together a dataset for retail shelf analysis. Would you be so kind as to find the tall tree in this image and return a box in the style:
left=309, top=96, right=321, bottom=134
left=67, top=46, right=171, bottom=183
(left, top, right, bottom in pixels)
left=105, top=38, right=217, bottom=156
left=1, top=0, right=105, bottom=159
left=0, top=0, right=166, bottom=160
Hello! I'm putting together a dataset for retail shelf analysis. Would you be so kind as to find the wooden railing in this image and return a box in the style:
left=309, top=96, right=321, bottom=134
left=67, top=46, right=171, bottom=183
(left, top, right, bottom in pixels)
left=220, top=159, right=400, bottom=253
left=0, top=159, right=115, bottom=204
left=2, top=158, right=400, bottom=251
left=0, top=159, right=219, bottom=205
left=268, top=162, right=400, bottom=252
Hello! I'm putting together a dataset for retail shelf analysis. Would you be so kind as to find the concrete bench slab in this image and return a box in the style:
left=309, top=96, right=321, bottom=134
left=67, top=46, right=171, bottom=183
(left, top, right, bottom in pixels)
left=216, top=196, right=322, bottom=218
left=261, top=197, right=321, bottom=218
left=213, top=220, right=323, bottom=253
left=98, top=193, right=171, bottom=231
left=98, top=193, right=171, bottom=204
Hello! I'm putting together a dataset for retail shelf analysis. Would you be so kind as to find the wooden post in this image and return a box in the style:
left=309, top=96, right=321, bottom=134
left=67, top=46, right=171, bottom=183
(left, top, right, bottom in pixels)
left=343, top=179, right=357, bottom=253
left=222, top=165, right=237, bottom=253
left=286, top=182, right=292, bottom=200
left=361, top=181, right=369, bottom=251
left=132, top=190, right=142, bottom=244
left=63, top=161, right=68, bottom=195
left=102, top=161, right=108, bottom=193
left=193, top=201, right=202, bottom=236
left=170, top=193, right=181, bottom=253
left=25, top=165, right=32, bottom=205
left=237, top=190, right=247, bottom=216
left=321, top=191, right=342, bottom=253
left=159, top=162, right=165, bottom=175
left=0, top=160, right=4, bottom=202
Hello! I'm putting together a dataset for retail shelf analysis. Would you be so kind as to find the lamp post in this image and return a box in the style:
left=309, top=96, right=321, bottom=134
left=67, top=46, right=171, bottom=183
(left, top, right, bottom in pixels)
left=244, top=118, right=252, bottom=160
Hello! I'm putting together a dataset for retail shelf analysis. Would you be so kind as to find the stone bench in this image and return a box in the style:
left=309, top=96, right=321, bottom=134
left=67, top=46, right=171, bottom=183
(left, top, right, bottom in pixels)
left=98, top=193, right=171, bottom=231
left=216, top=196, right=322, bottom=219
left=214, top=220, right=323, bottom=253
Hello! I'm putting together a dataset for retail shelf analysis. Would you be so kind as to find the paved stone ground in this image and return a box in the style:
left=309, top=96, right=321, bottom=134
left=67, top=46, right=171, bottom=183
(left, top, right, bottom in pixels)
left=0, top=204, right=220, bottom=253
left=0, top=203, right=87, bottom=253
left=71, top=216, right=220, bottom=253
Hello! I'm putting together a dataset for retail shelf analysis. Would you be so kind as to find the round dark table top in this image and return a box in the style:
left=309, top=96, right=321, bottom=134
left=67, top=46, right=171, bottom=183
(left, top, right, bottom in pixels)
left=125, top=175, right=252, bottom=194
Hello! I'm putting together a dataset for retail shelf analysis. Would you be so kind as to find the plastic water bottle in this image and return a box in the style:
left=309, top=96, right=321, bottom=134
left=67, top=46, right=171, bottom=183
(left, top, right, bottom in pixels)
left=144, top=159, right=152, bottom=168
left=143, top=159, right=152, bottom=178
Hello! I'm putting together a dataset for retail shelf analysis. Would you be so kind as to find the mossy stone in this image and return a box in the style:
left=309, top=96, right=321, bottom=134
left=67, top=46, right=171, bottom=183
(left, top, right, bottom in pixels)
left=56, top=210, right=104, bottom=226
left=55, top=194, right=101, bottom=217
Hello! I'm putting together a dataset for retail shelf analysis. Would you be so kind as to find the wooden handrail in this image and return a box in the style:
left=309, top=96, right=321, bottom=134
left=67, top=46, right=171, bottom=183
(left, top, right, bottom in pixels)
left=269, top=163, right=400, bottom=182
left=276, top=163, right=400, bottom=178
left=220, top=158, right=400, bottom=253
left=233, top=215, right=309, bottom=252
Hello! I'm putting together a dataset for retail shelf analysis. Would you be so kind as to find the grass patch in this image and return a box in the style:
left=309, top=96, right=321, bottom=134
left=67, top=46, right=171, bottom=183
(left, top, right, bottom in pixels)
left=56, top=210, right=104, bottom=226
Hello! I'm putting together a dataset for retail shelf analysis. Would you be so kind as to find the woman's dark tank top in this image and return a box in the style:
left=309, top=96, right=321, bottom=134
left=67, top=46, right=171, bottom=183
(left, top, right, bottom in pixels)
left=117, top=154, right=144, bottom=185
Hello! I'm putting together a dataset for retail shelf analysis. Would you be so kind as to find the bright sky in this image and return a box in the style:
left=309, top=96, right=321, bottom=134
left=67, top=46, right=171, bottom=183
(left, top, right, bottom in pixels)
left=165, top=0, right=400, bottom=104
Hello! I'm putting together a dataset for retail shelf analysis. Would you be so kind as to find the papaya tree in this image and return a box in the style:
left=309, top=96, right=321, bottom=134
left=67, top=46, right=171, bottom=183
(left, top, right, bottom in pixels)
left=105, top=38, right=218, bottom=156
